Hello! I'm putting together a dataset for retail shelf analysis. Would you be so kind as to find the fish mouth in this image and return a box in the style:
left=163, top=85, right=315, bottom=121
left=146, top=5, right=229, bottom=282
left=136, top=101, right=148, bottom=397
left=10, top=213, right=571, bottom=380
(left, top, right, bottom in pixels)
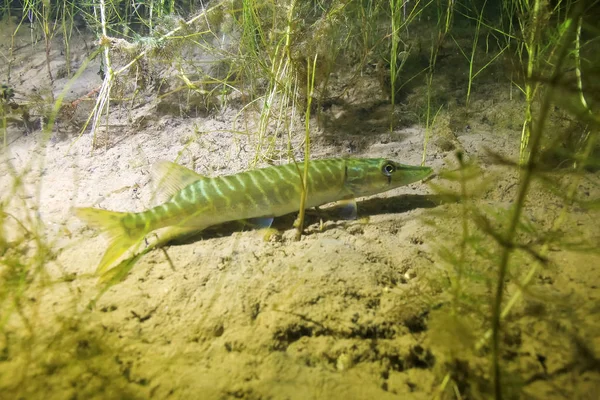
left=400, top=163, right=433, bottom=176
left=421, top=169, right=436, bottom=183
left=411, top=167, right=433, bottom=183
left=393, top=164, right=434, bottom=185
left=418, top=166, right=434, bottom=180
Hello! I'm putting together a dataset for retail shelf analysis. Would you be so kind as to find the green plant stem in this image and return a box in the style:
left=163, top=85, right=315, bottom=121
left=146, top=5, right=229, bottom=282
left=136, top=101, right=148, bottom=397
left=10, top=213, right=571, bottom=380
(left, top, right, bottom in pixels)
left=422, top=102, right=441, bottom=166
left=574, top=15, right=593, bottom=125
left=454, top=153, right=469, bottom=315
left=42, top=0, right=54, bottom=83
left=490, top=14, right=576, bottom=399
left=89, top=0, right=114, bottom=149
left=518, top=0, right=542, bottom=165
left=62, top=0, right=73, bottom=76
left=250, top=0, right=296, bottom=166
left=465, top=0, right=487, bottom=108
left=444, top=0, right=454, bottom=34
left=1, top=111, right=6, bottom=148
left=387, top=0, right=428, bottom=130
left=389, top=0, right=402, bottom=130
left=295, top=54, right=318, bottom=242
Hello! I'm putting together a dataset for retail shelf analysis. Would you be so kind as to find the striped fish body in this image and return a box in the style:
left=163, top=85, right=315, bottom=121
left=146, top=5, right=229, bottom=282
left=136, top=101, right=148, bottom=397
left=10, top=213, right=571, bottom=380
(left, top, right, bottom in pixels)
left=137, top=159, right=348, bottom=233
left=76, top=158, right=432, bottom=275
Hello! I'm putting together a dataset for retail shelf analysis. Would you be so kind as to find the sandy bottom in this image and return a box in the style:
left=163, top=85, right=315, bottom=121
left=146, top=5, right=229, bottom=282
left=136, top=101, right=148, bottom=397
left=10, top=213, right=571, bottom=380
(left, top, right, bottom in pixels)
left=1, top=22, right=599, bottom=400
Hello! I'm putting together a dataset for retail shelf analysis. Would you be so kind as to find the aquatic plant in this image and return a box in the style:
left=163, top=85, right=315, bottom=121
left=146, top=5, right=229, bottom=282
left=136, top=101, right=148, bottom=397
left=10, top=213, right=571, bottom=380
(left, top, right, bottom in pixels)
left=427, top=3, right=600, bottom=398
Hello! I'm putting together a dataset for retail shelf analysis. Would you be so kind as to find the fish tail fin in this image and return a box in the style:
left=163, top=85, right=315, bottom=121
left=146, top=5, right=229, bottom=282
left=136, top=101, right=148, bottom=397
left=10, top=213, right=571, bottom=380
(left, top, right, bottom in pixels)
left=75, top=207, right=144, bottom=274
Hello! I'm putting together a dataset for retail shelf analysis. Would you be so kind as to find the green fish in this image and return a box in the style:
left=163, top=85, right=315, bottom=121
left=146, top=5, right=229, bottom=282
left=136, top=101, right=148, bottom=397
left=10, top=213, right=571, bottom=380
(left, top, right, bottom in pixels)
left=76, top=158, right=432, bottom=277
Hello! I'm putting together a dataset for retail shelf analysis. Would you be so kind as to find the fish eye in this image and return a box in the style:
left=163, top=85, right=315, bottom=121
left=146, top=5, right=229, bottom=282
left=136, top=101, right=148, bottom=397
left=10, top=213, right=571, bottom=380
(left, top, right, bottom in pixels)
left=382, top=162, right=395, bottom=176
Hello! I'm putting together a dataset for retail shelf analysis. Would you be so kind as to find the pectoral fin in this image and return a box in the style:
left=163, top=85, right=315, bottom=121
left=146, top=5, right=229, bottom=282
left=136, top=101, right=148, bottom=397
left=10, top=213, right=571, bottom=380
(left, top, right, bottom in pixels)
left=336, top=198, right=357, bottom=220
left=246, top=217, right=275, bottom=229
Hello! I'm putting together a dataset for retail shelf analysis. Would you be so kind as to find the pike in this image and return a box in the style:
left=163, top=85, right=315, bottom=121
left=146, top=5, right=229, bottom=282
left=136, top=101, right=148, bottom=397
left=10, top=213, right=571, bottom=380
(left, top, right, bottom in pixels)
left=76, top=158, right=432, bottom=277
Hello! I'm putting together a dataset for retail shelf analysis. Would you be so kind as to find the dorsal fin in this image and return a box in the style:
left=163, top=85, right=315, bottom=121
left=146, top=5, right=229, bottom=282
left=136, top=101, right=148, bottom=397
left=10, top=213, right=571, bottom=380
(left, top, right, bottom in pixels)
left=151, top=161, right=205, bottom=203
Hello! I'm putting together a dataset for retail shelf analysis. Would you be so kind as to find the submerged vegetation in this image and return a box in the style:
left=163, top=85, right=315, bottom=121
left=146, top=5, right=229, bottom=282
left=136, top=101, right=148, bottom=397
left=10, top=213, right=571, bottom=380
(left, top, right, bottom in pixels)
left=1, top=0, right=599, bottom=398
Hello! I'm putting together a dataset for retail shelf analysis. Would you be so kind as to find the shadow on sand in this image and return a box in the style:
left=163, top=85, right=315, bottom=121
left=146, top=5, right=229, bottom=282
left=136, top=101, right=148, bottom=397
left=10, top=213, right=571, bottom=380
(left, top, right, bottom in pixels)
left=172, top=193, right=447, bottom=244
